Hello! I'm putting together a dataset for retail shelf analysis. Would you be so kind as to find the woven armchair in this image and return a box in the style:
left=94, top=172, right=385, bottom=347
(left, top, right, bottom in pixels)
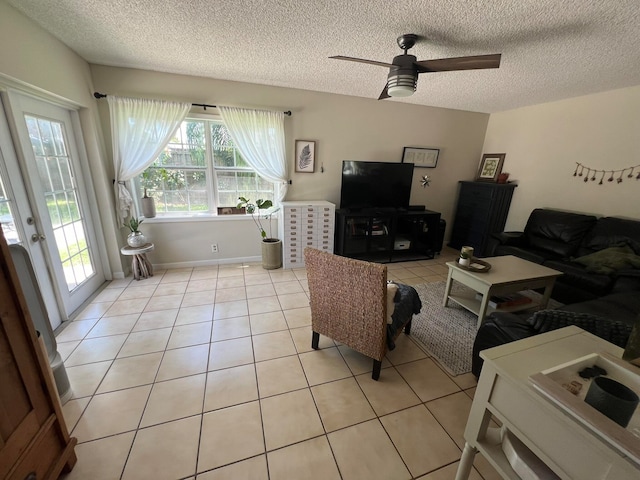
left=304, top=248, right=419, bottom=380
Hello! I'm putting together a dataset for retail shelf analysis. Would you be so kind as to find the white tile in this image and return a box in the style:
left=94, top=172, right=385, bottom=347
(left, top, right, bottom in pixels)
left=328, top=419, right=411, bottom=480
left=208, top=336, right=254, bottom=371
left=117, top=328, right=172, bottom=358
left=66, top=361, right=112, bottom=398
left=175, top=304, right=214, bottom=325
left=204, top=364, right=258, bottom=411
left=132, top=309, right=178, bottom=331
left=141, top=374, right=206, bottom=427
left=122, top=415, right=201, bottom=480
left=167, top=321, right=212, bottom=349
left=97, top=352, right=163, bottom=393
left=156, top=344, right=210, bottom=381
left=198, top=402, right=264, bottom=471
left=55, top=319, right=99, bottom=342
left=65, top=334, right=128, bottom=367
left=62, top=432, right=134, bottom=480
left=86, top=313, right=139, bottom=338
left=72, top=385, right=151, bottom=442
left=261, top=389, right=324, bottom=451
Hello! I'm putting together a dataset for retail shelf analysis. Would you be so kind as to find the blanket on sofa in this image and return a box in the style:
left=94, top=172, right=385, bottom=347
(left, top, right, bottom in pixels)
left=386, top=283, right=422, bottom=350
left=573, top=244, right=640, bottom=275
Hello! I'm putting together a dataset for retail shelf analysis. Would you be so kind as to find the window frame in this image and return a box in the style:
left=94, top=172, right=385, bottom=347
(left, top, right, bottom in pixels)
left=132, top=113, right=273, bottom=218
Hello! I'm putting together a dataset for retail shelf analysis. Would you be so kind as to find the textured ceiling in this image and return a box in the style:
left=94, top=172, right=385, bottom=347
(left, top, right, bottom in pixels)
left=7, top=0, right=640, bottom=113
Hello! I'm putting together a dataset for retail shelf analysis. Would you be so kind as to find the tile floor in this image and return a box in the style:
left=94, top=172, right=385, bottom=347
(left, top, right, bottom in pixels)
left=56, top=248, right=501, bottom=480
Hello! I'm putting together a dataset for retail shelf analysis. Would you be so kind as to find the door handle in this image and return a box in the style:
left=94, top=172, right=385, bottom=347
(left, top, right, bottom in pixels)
left=31, top=233, right=45, bottom=242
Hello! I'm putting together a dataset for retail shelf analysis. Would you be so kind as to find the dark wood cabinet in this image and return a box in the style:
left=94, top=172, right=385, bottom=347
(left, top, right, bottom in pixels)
left=0, top=231, right=76, bottom=480
left=335, top=208, right=442, bottom=262
left=448, top=181, right=517, bottom=256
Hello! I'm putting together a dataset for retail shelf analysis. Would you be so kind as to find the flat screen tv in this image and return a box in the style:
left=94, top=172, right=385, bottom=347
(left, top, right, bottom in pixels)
left=340, top=161, right=414, bottom=210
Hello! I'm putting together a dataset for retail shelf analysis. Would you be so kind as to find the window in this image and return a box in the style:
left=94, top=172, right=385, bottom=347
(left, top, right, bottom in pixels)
left=0, top=175, right=19, bottom=243
left=134, top=118, right=274, bottom=214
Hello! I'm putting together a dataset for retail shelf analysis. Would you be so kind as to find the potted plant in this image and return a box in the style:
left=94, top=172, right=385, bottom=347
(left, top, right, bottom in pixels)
left=459, top=251, right=471, bottom=267
left=124, top=217, right=147, bottom=247
left=237, top=197, right=282, bottom=269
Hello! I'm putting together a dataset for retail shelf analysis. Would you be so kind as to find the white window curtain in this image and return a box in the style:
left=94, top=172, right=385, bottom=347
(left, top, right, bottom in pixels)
left=218, top=106, right=288, bottom=203
left=107, top=96, right=191, bottom=224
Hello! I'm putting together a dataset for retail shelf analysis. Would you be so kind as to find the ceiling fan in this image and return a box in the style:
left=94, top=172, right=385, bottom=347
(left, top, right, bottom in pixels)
left=330, top=34, right=501, bottom=99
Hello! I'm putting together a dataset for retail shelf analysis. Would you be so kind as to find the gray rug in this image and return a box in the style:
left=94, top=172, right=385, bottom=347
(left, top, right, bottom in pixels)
left=411, top=281, right=478, bottom=376
left=410, top=281, right=563, bottom=376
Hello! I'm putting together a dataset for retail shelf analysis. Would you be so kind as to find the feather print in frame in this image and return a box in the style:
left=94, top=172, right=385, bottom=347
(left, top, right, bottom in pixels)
left=295, top=140, right=315, bottom=172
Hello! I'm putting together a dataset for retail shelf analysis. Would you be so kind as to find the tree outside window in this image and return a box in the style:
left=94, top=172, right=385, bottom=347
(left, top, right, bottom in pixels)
left=135, top=119, right=273, bottom=214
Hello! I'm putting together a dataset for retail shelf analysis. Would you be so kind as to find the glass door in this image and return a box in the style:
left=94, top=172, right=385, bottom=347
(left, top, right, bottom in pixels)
left=3, top=91, right=105, bottom=323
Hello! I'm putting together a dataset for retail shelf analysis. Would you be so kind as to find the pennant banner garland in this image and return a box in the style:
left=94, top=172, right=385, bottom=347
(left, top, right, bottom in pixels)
left=573, top=163, right=640, bottom=185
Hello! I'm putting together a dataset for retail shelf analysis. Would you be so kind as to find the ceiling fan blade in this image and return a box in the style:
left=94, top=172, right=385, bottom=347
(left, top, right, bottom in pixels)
left=330, top=56, right=394, bottom=68
left=414, top=54, right=501, bottom=73
left=378, top=84, right=390, bottom=100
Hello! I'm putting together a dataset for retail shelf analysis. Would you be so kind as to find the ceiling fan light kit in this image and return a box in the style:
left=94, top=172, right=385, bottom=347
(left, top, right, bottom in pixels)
left=387, top=72, right=417, bottom=97
left=331, top=33, right=501, bottom=100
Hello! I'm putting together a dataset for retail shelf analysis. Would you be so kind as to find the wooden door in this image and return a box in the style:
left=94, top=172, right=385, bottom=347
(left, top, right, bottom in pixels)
left=0, top=228, right=76, bottom=479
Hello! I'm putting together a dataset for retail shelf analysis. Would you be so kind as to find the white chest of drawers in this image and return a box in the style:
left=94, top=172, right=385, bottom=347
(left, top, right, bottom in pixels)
left=278, top=201, right=335, bottom=269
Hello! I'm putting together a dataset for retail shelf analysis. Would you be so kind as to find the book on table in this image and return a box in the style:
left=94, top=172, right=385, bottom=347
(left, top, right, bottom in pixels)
left=475, top=292, right=533, bottom=309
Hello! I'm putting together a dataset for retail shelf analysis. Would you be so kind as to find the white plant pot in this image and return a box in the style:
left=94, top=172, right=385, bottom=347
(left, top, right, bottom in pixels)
left=127, top=231, right=147, bottom=248
left=141, top=196, right=156, bottom=218
left=459, top=257, right=470, bottom=267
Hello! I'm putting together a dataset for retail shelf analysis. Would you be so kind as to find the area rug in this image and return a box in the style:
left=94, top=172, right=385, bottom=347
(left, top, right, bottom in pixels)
left=410, top=281, right=478, bottom=376
left=409, top=281, right=563, bottom=376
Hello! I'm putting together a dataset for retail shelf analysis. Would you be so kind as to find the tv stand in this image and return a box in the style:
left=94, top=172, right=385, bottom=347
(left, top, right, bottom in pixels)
left=335, top=207, right=442, bottom=263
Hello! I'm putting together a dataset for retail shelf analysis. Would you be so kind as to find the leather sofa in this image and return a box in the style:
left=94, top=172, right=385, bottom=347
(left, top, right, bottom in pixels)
left=473, top=208, right=640, bottom=378
left=472, top=290, right=640, bottom=377
left=489, top=208, right=640, bottom=304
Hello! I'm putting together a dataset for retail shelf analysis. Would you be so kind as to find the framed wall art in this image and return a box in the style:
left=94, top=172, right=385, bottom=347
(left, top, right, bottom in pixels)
left=401, top=147, right=440, bottom=168
left=476, top=153, right=506, bottom=182
left=295, top=140, right=316, bottom=173
left=217, top=207, right=246, bottom=215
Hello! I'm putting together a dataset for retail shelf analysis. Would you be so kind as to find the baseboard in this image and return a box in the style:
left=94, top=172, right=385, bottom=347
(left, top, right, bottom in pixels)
left=153, top=256, right=262, bottom=270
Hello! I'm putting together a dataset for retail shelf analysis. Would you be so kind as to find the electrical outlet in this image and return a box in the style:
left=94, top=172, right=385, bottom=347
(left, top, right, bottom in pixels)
left=211, top=244, right=218, bottom=253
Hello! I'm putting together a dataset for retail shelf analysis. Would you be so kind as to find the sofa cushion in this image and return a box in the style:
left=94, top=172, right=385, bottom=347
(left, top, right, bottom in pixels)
left=528, top=310, right=632, bottom=348
left=524, top=209, right=598, bottom=258
left=612, top=269, right=640, bottom=293
left=573, top=245, right=640, bottom=275
left=472, top=313, right=536, bottom=377
left=493, top=245, right=557, bottom=264
left=543, top=259, right=614, bottom=295
left=559, top=292, right=640, bottom=327
left=578, top=216, right=640, bottom=256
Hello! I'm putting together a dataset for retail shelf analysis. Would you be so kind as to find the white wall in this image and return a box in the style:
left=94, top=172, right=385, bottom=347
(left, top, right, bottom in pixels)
left=483, top=85, right=640, bottom=231
left=91, top=65, right=490, bottom=265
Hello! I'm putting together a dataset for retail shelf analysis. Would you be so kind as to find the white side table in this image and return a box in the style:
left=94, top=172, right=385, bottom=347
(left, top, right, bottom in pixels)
left=120, top=243, right=154, bottom=280
left=455, top=327, right=638, bottom=480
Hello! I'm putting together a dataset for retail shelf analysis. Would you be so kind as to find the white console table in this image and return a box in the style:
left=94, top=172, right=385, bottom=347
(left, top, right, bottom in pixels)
left=456, top=327, right=640, bottom=480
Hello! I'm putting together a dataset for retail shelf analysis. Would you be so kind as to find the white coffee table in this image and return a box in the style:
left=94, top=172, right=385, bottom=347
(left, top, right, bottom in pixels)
left=443, top=255, right=562, bottom=328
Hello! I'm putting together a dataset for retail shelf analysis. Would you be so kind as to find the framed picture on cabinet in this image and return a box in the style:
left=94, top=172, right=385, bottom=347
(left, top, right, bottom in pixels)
left=295, top=140, right=316, bottom=173
left=476, top=153, right=505, bottom=181
left=402, top=147, right=439, bottom=168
